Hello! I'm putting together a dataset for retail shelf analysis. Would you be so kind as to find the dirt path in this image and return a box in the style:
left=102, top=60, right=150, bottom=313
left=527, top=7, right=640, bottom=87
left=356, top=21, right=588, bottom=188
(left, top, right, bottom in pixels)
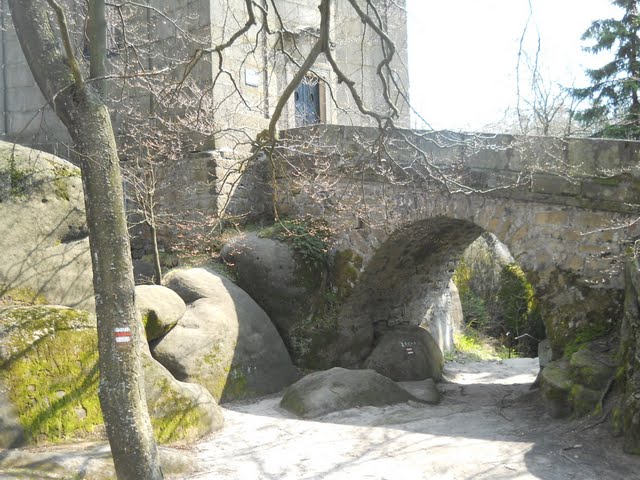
left=2, top=358, right=640, bottom=479
left=182, top=358, right=640, bottom=480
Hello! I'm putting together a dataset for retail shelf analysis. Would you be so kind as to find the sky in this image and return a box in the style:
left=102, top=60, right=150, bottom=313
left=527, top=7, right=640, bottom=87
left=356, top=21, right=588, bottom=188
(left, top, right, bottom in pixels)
left=407, top=0, right=621, bottom=131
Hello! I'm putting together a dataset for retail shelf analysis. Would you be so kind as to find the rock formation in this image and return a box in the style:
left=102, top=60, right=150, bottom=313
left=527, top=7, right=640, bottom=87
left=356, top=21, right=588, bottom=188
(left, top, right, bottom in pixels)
left=152, top=268, right=299, bottom=402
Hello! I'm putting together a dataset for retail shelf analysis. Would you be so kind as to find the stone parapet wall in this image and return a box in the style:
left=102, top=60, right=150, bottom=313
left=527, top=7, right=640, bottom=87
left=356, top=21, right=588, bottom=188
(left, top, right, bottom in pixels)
left=277, top=125, right=640, bottom=214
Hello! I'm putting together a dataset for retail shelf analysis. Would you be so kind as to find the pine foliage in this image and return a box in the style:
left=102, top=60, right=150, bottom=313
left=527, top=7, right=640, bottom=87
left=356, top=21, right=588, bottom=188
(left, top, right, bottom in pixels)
left=572, top=0, right=640, bottom=139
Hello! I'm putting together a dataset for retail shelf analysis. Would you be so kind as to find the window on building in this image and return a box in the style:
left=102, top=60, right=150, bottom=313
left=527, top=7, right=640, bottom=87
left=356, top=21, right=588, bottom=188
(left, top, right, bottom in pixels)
left=294, top=75, right=322, bottom=127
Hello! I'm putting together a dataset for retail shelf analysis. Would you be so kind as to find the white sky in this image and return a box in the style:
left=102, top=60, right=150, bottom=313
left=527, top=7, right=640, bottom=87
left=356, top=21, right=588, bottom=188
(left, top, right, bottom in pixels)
left=407, top=0, right=621, bottom=131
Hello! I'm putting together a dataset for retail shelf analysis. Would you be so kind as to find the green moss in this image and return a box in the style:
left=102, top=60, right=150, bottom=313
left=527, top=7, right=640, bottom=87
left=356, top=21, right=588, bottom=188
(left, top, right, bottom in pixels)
left=541, top=362, right=574, bottom=417
left=289, top=311, right=339, bottom=369
left=201, top=346, right=227, bottom=400
left=7, top=158, right=33, bottom=198
left=201, top=346, right=253, bottom=402
left=0, top=285, right=48, bottom=306
left=222, top=367, right=249, bottom=401
left=141, top=311, right=174, bottom=341
left=591, top=175, right=622, bottom=186
left=53, top=164, right=80, bottom=201
left=569, top=383, right=600, bottom=417
left=0, top=306, right=103, bottom=444
left=613, top=406, right=624, bottom=435
left=451, top=330, right=514, bottom=361
left=563, top=322, right=612, bottom=357
left=148, top=375, right=203, bottom=444
left=332, top=249, right=362, bottom=299
left=259, top=219, right=330, bottom=271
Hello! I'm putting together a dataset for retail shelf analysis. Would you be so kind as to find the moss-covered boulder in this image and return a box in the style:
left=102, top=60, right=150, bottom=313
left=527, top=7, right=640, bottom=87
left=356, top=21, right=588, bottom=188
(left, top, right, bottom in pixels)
left=0, top=142, right=94, bottom=312
left=364, top=326, right=444, bottom=382
left=154, top=268, right=299, bottom=402
left=135, top=285, right=186, bottom=341
left=542, top=270, right=620, bottom=360
left=569, top=345, right=615, bottom=391
left=540, top=359, right=574, bottom=418
left=280, top=367, right=430, bottom=419
left=141, top=354, right=223, bottom=444
left=540, top=339, right=616, bottom=420
left=0, top=305, right=222, bottom=448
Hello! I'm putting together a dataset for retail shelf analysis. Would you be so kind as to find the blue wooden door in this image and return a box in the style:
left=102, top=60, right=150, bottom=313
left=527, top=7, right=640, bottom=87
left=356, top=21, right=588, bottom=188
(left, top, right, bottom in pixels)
left=295, top=77, right=320, bottom=126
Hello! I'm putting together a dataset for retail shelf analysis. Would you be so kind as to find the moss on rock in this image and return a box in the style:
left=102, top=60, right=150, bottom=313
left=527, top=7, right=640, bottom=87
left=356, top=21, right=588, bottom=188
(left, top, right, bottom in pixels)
left=569, top=347, right=615, bottom=390
left=143, top=354, right=223, bottom=444
left=0, top=305, right=221, bottom=447
left=332, top=249, right=362, bottom=300
left=0, top=306, right=102, bottom=445
left=540, top=359, right=574, bottom=418
left=0, top=285, right=48, bottom=307
left=569, top=384, right=601, bottom=417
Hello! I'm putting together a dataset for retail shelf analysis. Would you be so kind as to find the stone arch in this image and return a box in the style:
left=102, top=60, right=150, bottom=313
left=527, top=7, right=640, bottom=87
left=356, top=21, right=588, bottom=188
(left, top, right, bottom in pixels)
left=337, top=215, right=524, bottom=364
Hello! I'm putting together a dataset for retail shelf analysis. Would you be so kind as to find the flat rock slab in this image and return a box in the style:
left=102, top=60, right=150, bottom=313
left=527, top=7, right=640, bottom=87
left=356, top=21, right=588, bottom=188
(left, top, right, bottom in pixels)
left=397, top=378, right=440, bottom=404
left=280, top=367, right=421, bottom=419
left=0, top=443, right=197, bottom=480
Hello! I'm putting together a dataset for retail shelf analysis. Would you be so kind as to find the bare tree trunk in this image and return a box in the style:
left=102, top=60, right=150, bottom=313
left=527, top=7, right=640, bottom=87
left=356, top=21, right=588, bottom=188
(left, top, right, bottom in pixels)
left=69, top=90, right=164, bottom=480
left=149, top=221, right=163, bottom=286
left=7, top=1, right=162, bottom=478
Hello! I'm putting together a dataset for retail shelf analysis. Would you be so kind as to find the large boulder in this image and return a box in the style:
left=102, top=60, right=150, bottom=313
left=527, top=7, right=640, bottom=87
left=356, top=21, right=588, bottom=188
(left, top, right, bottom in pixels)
left=539, top=359, right=574, bottom=418
left=364, top=326, right=444, bottom=382
left=135, top=285, right=186, bottom=341
left=0, top=305, right=222, bottom=448
left=220, top=233, right=318, bottom=334
left=0, top=142, right=94, bottom=312
left=220, top=233, right=338, bottom=368
left=540, top=339, right=616, bottom=419
left=280, top=367, right=433, bottom=418
left=153, top=268, right=299, bottom=402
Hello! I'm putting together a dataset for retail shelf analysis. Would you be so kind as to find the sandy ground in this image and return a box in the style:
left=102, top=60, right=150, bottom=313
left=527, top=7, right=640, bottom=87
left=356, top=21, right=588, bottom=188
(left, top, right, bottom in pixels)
left=178, top=358, right=640, bottom=480
left=2, top=358, right=640, bottom=479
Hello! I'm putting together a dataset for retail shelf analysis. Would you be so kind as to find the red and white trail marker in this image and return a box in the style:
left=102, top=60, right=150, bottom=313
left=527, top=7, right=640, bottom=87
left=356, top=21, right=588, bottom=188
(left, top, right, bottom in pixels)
left=114, top=327, right=132, bottom=345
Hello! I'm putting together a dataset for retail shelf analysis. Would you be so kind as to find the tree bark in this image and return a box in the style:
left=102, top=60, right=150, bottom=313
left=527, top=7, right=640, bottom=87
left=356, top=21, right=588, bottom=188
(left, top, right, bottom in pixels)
left=8, top=1, right=163, bottom=478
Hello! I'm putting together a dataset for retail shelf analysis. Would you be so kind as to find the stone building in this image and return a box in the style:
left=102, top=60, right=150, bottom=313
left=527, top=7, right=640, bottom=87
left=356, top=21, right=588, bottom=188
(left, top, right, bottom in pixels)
left=0, top=0, right=409, bottom=156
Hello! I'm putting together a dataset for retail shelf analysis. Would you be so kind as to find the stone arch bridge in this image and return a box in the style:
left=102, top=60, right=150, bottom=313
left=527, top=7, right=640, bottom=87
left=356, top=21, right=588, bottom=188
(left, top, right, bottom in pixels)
left=258, top=125, right=640, bottom=363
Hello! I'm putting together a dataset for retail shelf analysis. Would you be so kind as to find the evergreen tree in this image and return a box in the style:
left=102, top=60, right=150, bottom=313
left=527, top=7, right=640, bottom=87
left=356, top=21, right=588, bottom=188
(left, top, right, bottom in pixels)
left=572, top=0, right=640, bottom=139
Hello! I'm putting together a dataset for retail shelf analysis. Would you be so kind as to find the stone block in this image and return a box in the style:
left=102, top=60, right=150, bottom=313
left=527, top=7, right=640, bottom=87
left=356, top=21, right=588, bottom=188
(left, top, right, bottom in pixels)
left=538, top=339, right=553, bottom=368
left=510, top=136, right=567, bottom=172
left=534, top=211, right=569, bottom=225
left=540, top=359, right=573, bottom=418
left=569, top=347, right=615, bottom=391
left=568, top=138, right=624, bottom=174
left=569, top=384, right=601, bottom=417
left=531, top=174, right=581, bottom=196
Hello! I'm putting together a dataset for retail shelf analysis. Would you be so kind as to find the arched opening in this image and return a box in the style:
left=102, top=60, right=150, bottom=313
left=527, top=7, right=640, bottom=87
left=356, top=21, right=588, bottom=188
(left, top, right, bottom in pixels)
left=340, top=216, right=545, bottom=379
left=453, top=232, right=545, bottom=359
